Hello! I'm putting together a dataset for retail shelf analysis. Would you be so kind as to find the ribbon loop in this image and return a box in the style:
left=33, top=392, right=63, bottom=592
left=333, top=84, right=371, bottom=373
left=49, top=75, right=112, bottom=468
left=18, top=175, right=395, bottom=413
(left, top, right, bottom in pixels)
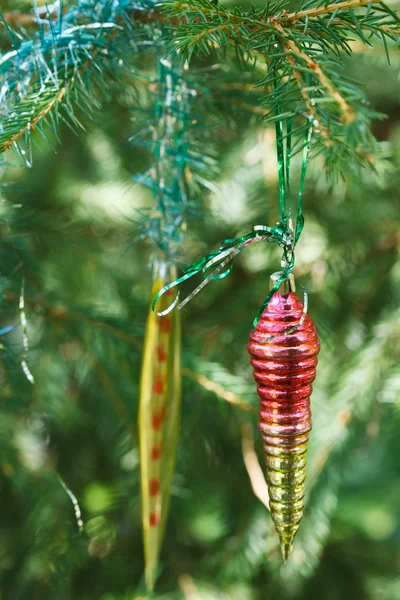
left=152, top=222, right=294, bottom=320
left=152, top=118, right=313, bottom=328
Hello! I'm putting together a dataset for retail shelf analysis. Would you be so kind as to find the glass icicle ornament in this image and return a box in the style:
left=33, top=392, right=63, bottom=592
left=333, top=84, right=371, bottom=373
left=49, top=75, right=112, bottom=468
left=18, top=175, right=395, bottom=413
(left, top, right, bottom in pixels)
left=247, top=272, right=320, bottom=562
left=139, top=261, right=182, bottom=590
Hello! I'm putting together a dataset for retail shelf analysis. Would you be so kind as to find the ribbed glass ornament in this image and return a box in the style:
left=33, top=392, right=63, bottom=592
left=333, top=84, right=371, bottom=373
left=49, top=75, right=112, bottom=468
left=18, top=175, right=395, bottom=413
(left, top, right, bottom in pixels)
left=248, top=283, right=320, bottom=561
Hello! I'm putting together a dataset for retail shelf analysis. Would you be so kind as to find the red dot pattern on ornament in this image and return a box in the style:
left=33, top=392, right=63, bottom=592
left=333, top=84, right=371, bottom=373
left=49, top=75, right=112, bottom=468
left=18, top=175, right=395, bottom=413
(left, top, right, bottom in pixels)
left=151, top=445, right=162, bottom=460
left=149, top=479, right=160, bottom=497
left=153, top=378, right=164, bottom=394
left=159, top=317, right=171, bottom=333
left=152, top=406, right=166, bottom=431
left=156, top=346, right=168, bottom=362
left=149, top=513, right=159, bottom=527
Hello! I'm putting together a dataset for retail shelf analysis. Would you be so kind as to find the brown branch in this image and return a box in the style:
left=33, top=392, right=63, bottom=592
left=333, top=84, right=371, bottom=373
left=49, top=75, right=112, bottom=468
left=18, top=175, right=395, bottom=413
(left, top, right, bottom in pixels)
left=1, top=3, right=71, bottom=28
left=225, top=100, right=269, bottom=115
left=337, top=20, right=400, bottom=37
left=0, top=87, right=66, bottom=154
left=1, top=13, right=35, bottom=28
left=193, top=22, right=236, bottom=43
left=241, top=423, right=270, bottom=510
left=178, top=575, right=200, bottom=600
left=182, top=367, right=255, bottom=412
left=283, top=46, right=331, bottom=141
left=169, top=4, right=241, bottom=21
left=217, top=82, right=262, bottom=91
left=275, top=22, right=355, bottom=123
left=1, top=11, right=46, bottom=28
left=286, top=0, right=382, bottom=24
left=378, top=23, right=400, bottom=36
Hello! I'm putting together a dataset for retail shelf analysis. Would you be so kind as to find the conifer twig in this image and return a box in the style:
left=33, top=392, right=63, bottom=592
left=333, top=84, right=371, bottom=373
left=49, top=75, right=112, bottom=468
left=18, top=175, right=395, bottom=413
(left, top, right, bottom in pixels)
left=286, top=0, right=383, bottom=23
left=182, top=367, right=254, bottom=412
left=164, top=0, right=399, bottom=174
left=0, top=87, right=67, bottom=153
left=241, top=423, right=270, bottom=510
left=274, top=22, right=354, bottom=123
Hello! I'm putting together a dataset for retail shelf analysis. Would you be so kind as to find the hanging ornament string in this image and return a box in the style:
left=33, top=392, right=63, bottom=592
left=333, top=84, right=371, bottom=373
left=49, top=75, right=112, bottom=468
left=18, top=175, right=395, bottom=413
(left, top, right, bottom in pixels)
left=252, top=118, right=312, bottom=332
left=153, top=118, right=312, bottom=329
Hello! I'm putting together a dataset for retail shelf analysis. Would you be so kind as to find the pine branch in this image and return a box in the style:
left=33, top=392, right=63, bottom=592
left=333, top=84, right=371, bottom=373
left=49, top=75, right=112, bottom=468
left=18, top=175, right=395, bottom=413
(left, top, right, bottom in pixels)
left=163, top=0, right=400, bottom=175
left=286, top=0, right=382, bottom=23
left=0, top=1, right=149, bottom=158
left=183, top=366, right=255, bottom=412
left=0, top=84, right=66, bottom=153
left=241, top=423, right=270, bottom=508
left=274, top=22, right=352, bottom=120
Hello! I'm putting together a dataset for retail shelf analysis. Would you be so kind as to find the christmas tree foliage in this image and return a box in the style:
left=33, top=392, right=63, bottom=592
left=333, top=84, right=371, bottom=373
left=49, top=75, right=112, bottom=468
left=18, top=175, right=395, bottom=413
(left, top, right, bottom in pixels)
left=0, top=0, right=399, bottom=598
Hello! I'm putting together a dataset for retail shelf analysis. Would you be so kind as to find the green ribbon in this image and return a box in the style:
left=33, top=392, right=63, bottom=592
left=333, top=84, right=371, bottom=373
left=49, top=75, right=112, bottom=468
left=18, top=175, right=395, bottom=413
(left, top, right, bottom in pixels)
left=152, top=120, right=312, bottom=330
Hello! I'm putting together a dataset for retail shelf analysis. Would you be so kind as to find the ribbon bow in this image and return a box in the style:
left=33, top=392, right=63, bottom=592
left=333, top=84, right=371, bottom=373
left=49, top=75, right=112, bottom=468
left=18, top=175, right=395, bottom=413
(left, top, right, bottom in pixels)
left=152, top=218, right=296, bottom=329
left=152, top=119, right=312, bottom=330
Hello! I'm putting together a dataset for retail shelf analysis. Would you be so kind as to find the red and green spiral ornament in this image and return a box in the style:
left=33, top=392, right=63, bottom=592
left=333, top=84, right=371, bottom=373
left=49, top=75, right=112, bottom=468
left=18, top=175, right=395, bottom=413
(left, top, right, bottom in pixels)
left=153, top=117, right=319, bottom=561
left=248, top=272, right=320, bottom=561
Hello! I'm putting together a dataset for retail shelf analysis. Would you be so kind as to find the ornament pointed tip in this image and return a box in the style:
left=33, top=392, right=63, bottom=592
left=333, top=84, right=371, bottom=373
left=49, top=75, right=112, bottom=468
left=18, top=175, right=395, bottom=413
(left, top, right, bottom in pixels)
left=280, top=541, right=293, bottom=564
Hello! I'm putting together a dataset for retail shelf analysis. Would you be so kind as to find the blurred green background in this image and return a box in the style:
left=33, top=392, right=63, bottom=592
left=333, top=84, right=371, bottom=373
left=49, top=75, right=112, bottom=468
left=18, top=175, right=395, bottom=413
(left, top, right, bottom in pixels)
left=0, top=1, right=400, bottom=599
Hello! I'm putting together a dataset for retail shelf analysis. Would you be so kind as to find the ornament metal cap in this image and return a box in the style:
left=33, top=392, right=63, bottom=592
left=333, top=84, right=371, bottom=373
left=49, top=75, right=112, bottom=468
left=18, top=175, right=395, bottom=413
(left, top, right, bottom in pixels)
left=269, top=271, right=296, bottom=294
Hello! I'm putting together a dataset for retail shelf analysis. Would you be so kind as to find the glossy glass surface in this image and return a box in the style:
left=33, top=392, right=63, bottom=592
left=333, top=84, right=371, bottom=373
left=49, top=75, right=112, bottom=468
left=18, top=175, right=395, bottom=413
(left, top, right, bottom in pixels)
left=248, top=291, right=320, bottom=561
